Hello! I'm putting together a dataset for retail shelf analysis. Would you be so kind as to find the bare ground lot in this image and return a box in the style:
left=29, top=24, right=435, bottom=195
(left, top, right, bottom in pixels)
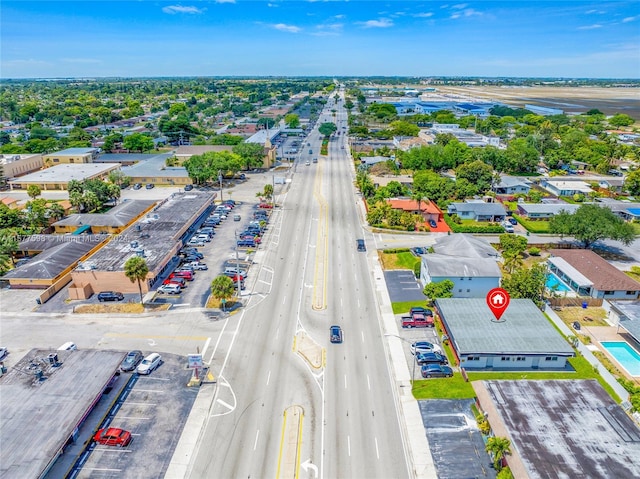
left=437, top=85, right=640, bottom=118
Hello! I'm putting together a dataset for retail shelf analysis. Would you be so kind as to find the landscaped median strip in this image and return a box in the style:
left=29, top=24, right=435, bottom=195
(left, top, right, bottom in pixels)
left=293, top=331, right=324, bottom=369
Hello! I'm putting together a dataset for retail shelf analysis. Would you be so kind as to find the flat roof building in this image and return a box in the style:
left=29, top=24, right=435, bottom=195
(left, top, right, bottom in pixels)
left=120, top=153, right=192, bottom=186
left=435, top=298, right=574, bottom=370
left=473, top=380, right=640, bottom=478
left=8, top=163, right=119, bottom=190
left=52, top=199, right=156, bottom=234
left=43, top=147, right=99, bottom=165
left=0, top=348, right=124, bottom=479
left=0, top=153, right=43, bottom=178
left=69, top=191, right=214, bottom=298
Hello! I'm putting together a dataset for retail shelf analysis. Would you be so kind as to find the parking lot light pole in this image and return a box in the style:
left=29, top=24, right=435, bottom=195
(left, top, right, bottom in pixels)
left=384, top=333, right=418, bottom=390
left=218, top=170, right=223, bottom=203
left=234, top=230, right=242, bottom=295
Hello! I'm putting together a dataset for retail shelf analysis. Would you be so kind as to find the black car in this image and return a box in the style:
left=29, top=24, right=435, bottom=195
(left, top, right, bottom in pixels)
left=120, top=350, right=144, bottom=372
left=416, top=351, right=448, bottom=365
left=97, top=291, right=124, bottom=302
left=184, top=184, right=194, bottom=191
left=133, top=183, right=142, bottom=190
left=145, top=183, right=154, bottom=189
left=421, top=364, right=454, bottom=378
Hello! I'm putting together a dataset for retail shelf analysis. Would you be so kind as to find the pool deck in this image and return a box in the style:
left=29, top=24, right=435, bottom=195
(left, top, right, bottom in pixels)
left=579, top=324, right=640, bottom=382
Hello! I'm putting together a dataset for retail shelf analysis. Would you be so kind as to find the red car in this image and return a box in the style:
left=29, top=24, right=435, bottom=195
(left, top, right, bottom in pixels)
left=93, top=427, right=132, bottom=447
left=257, top=203, right=273, bottom=209
left=240, top=235, right=261, bottom=244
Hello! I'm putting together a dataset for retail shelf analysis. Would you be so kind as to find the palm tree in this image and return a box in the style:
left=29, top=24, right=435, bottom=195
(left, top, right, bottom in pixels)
left=124, top=256, right=149, bottom=303
left=210, top=275, right=235, bottom=311
left=503, top=251, right=524, bottom=274
left=46, top=202, right=66, bottom=222
left=485, top=436, right=511, bottom=471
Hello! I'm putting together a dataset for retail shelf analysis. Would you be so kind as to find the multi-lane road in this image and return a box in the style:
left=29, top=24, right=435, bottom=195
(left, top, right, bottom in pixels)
left=188, top=93, right=410, bottom=478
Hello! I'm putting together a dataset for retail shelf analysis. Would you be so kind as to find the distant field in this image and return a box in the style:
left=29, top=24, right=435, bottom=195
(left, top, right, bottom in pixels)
left=437, top=85, right=640, bottom=119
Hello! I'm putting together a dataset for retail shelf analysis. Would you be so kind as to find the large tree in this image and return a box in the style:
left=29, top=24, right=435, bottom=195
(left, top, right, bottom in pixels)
left=123, top=133, right=154, bottom=153
left=184, top=150, right=243, bottom=184
left=455, top=160, right=494, bottom=193
left=232, top=142, right=265, bottom=170
left=549, top=204, right=637, bottom=248
left=501, top=263, right=547, bottom=307
left=0, top=231, right=18, bottom=274
left=284, top=113, right=300, bottom=129
left=625, top=170, right=640, bottom=196
left=27, top=184, right=41, bottom=199
left=124, top=256, right=149, bottom=303
left=318, top=122, right=337, bottom=137
left=423, top=280, right=454, bottom=303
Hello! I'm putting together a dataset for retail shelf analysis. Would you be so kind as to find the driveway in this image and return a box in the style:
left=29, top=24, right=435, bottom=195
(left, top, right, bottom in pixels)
left=384, top=270, right=425, bottom=303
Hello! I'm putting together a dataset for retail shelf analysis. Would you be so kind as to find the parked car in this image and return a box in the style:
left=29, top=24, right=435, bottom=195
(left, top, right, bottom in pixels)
left=416, top=351, right=448, bottom=365
left=188, top=239, right=205, bottom=247
left=187, top=262, right=208, bottom=270
left=421, top=364, right=454, bottom=378
left=195, top=234, right=211, bottom=243
left=97, top=291, right=124, bottom=302
left=137, top=352, right=162, bottom=375
left=330, top=325, right=343, bottom=343
left=226, top=273, right=246, bottom=282
left=158, top=284, right=181, bottom=294
left=508, top=218, right=518, bottom=225
left=145, top=183, right=154, bottom=189
left=172, top=270, right=194, bottom=281
left=237, top=238, right=256, bottom=247
left=184, top=184, right=193, bottom=191
left=410, top=341, right=442, bottom=355
left=0, top=347, right=8, bottom=361
left=120, top=350, right=144, bottom=372
left=257, top=203, right=273, bottom=209
left=224, top=266, right=247, bottom=277
left=429, top=219, right=437, bottom=229
left=240, top=235, right=261, bottom=244
left=93, top=427, right=132, bottom=447
left=233, top=214, right=241, bottom=221
left=133, top=183, right=142, bottom=190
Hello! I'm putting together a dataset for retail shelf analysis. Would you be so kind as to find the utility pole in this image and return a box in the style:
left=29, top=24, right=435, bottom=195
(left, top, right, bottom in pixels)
left=218, top=170, right=223, bottom=202
left=234, top=230, right=242, bottom=294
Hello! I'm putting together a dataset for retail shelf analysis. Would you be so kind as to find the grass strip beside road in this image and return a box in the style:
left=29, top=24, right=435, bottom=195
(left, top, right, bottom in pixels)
left=392, top=301, right=429, bottom=315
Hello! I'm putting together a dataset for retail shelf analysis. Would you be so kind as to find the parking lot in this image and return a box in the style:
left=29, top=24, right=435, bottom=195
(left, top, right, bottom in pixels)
left=384, top=270, right=426, bottom=303
left=394, top=318, right=444, bottom=381
left=72, top=353, right=197, bottom=478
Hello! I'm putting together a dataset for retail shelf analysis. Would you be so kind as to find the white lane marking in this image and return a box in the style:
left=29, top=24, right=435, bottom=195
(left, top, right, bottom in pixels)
left=361, top=331, right=365, bottom=343
left=367, top=374, right=371, bottom=391
left=375, top=437, right=380, bottom=459
left=357, top=298, right=360, bottom=308
left=217, top=398, right=234, bottom=411
left=116, top=416, right=151, bottom=420
left=347, top=435, right=351, bottom=457
left=340, top=297, right=343, bottom=307
left=354, top=273, right=357, bottom=281
left=254, top=429, right=260, bottom=450
left=344, top=374, right=347, bottom=389
left=282, top=296, right=286, bottom=305
left=266, top=370, right=271, bottom=386
left=201, top=337, right=211, bottom=357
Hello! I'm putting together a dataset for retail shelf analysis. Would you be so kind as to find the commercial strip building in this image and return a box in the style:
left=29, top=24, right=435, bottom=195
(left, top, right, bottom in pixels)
left=548, top=249, right=640, bottom=300
left=0, top=348, right=124, bottom=479
left=120, top=153, right=192, bottom=186
left=8, top=163, right=120, bottom=191
left=52, top=199, right=156, bottom=234
left=69, top=191, right=214, bottom=298
left=473, top=380, right=640, bottom=478
left=435, top=298, right=575, bottom=370
left=0, top=153, right=43, bottom=178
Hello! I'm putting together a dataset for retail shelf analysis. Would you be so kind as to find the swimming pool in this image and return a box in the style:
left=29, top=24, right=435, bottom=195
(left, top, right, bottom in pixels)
left=600, top=341, right=640, bottom=376
left=546, top=273, right=571, bottom=293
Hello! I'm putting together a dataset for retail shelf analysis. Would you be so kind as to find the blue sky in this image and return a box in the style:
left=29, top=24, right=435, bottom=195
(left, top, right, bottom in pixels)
left=2, top=1, right=639, bottom=78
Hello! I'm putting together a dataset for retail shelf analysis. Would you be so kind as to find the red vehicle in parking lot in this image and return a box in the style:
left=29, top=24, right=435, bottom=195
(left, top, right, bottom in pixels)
left=93, top=427, right=132, bottom=447
left=171, top=271, right=194, bottom=281
left=257, top=203, right=273, bottom=209
left=164, top=277, right=186, bottom=288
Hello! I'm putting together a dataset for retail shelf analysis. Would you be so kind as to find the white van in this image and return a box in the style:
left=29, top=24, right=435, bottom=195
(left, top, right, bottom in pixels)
left=224, top=266, right=247, bottom=277
left=58, top=342, right=77, bottom=351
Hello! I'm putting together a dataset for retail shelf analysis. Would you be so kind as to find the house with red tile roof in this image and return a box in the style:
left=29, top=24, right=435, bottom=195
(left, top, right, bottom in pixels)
left=386, top=198, right=450, bottom=232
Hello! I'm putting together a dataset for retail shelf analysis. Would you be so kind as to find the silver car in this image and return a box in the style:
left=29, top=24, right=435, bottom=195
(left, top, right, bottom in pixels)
left=137, top=353, right=162, bottom=375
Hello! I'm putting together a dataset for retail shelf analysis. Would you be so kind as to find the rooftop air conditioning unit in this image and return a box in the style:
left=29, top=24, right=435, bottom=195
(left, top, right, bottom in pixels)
left=130, top=241, right=138, bottom=248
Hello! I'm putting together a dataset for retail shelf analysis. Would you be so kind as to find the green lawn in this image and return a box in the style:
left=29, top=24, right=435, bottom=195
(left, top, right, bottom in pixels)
left=392, top=300, right=428, bottom=314
left=632, top=223, right=640, bottom=235
left=413, top=374, right=476, bottom=399
left=395, top=252, right=421, bottom=270
left=514, top=214, right=551, bottom=233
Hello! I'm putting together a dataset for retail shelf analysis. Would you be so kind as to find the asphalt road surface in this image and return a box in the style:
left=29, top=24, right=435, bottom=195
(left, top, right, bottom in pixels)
left=187, top=91, right=410, bottom=478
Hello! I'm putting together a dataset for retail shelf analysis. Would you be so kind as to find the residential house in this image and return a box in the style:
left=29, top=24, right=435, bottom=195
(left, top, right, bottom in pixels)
left=447, top=201, right=507, bottom=222
left=548, top=249, right=640, bottom=299
left=541, top=179, right=593, bottom=197
left=492, top=176, right=531, bottom=195
left=361, top=156, right=391, bottom=167
left=386, top=198, right=444, bottom=223
left=516, top=202, right=580, bottom=219
left=432, top=234, right=500, bottom=259
left=598, top=177, right=624, bottom=193
left=419, top=255, right=501, bottom=298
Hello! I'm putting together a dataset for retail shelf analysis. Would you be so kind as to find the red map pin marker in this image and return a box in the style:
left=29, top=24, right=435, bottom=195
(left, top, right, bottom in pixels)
left=486, top=287, right=510, bottom=322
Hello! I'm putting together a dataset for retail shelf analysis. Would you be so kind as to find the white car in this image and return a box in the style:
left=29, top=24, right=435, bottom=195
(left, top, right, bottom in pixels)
left=158, top=284, right=181, bottom=294
left=188, top=239, right=205, bottom=247
left=137, top=353, right=161, bottom=375
left=188, top=262, right=208, bottom=270
left=410, top=341, right=442, bottom=355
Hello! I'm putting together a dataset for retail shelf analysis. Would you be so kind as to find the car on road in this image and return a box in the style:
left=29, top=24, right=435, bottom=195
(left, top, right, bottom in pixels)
left=330, top=325, right=343, bottom=343
left=233, top=214, right=241, bottom=221
left=410, top=341, right=442, bottom=355
left=145, top=183, right=154, bottom=189
left=133, top=183, right=142, bottom=190
left=356, top=239, right=366, bottom=252
left=416, top=351, right=448, bottom=365
left=184, top=184, right=193, bottom=191
left=137, top=352, right=162, bottom=375
left=93, top=427, right=132, bottom=447
left=429, top=219, right=437, bottom=229
left=97, top=291, right=124, bottom=302
left=421, top=364, right=454, bottom=378
left=0, top=347, right=8, bottom=361
left=158, top=284, right=181, bottom=295
left=306, top=160, right=310, bottom=166
left=120, top=350, right=144, bottom=372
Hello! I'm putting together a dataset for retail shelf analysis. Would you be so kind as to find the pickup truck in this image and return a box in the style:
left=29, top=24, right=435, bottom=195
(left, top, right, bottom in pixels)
left=402, top=307, right=435, bottom=328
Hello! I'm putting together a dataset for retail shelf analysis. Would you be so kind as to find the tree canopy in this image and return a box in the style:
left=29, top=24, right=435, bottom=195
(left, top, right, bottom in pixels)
left=318, top=122, right=337, bottom=137
left=549, top=204, right=637, bottom=248
left=184, top=150, right=243, bottom=184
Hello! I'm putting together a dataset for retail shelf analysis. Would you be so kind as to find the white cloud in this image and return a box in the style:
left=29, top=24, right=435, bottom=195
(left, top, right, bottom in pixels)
left=214, top=0, right=236, bottom=3
left=333, top=14, right=345, bottom=19
left=622, top=16, right=637, bottom=23
left=451, top=8, right=482, bottom=19
left=272, top=23, right=301, bottom=33
left=585, top=9, right=605, bottom=15
left=267, top=3, right=278, bottom=7
left=313, top=22, right=343, bottom=36
left=62, top=58, right=101, bottom=64
left=3, top=58, right=51, bottom=67
left=358, top=18, right=394, bottom=28
left=162, top=5, right=205, bottom=15
left=577, top=24, right=602, bottom=30
left=451, top=3, right=468, bottom=9
left=413, top=12, right=434, bottom=18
